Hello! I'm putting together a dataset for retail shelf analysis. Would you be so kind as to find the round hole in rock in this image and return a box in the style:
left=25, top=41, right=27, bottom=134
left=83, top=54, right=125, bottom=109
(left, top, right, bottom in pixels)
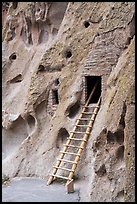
left=65, top=101, right=80, bottom=119
left=9, top=53, right=17, bottom=60
left=56, top=128, right=69, bottom=149
left=26, top=115, right=35, bottom=134
left=83, top=20, right=90, bottom=28
left=64, top=49, right=72, bottom=59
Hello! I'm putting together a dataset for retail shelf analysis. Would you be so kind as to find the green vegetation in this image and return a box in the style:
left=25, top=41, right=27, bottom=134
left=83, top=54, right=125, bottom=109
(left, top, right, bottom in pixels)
left=2, top=174, right=10, bottom=184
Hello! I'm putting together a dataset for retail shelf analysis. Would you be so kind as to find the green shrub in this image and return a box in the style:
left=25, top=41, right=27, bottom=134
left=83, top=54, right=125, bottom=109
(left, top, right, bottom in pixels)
left=2, top=174, right=10, bottom=184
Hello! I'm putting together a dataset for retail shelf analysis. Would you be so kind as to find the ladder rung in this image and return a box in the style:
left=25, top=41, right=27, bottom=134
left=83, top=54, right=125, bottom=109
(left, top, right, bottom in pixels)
left=70, top=131, right=85, bottom=134
left=63, top=144, right=84, bottom=149
left=67, top=137, right=87, bottom=142
left=58, top=159, right=78, bottom=164
left=53, top=166, right=75, bottom=172
left=77, top=118, right=90, bottom=121
left=82, top=112, right=93, bottom=114
left=84, top=105, right=100, bottom=108
left=60, top=151, right=81, bottom=156
left=76, top=124, right=89, bottom=127
left=50, top=174, right=71, bottom=180
left=76, top=125, right=92, bottom=128
left=83, top=105, right=94, bottom=107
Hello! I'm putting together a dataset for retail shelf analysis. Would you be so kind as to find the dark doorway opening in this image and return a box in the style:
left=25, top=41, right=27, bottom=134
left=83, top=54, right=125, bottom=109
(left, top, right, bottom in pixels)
left=85, top=76, right=101, bottom=104
left=52, top=90, right=59, bottom=105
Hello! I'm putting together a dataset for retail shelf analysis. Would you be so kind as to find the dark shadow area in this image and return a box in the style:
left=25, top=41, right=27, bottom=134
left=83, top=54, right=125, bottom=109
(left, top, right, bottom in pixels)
left=65, top=101, right=80, bottom=118
left=83, top=20, right=90, bottom=28
left=52, top=90, right=59, bottom=105
left=56, top=128, right=69, bottom=149
left=9, top=53, right=17, bottom=60
left=85, top=76, right=101, bottom=103
left=8, top=74, right=23, bottom=83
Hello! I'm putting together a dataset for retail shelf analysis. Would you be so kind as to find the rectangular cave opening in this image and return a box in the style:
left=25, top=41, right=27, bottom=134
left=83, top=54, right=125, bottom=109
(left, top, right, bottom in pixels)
left=52, top=89, right=59, bottom=105
left=85, top=76, right=101, bottom=104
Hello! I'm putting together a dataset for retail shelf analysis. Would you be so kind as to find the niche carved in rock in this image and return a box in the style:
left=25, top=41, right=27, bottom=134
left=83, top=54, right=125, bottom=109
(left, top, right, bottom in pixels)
left=26, top=115, right=35, bottom=135
left=65, top=101, right=81, bottom=119
left=9, top=53, right=17, bottom=61
left=2, top=116, right=28, bottom=159
left=56, top=128, right=69, bottom=150
left=7, top=74, right=23, bottom=84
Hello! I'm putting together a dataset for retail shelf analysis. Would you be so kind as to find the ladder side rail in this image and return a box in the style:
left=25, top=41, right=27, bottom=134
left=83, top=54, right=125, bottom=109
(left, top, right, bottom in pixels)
left=47, top=85, right=101, bottom=185
left=85, top=81, right=99, bottom=107
left=66, top=97, right=101, bottom=184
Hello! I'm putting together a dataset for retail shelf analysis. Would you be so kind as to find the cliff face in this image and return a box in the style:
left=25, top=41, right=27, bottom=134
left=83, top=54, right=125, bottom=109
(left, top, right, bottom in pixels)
left=2, top=2, right=135, bottom=202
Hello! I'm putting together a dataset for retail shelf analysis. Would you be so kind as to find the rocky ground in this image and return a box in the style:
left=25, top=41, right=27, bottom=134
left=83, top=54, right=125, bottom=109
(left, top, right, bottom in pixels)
left=2, top=177, right=82, bottom=202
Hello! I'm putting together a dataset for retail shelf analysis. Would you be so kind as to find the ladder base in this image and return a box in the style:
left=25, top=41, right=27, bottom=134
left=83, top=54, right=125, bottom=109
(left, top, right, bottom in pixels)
left=47, top=175, right=54, bottom=185
left=66, top=179, right=74, bottom=193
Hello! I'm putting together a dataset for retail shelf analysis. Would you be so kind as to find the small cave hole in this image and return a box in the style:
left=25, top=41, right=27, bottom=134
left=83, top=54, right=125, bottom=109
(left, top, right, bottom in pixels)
left=65, top=101, right=80, bottom=119
left=56, top=128, right=69, bottom=149
left=64, top=49, right=72, bottom=59
left=116, top=190, right=124, bottom=198
left=116, top=145, right=124, bottom=160
left=54, top=78, right=60, bottom=86
left=26, top=115, right=35, bottom=134
left=9, top=53, right=17, bottom=61
left=95, top=164, right=107, bottom=177
left=107, top=131, right=116, bottom=143
left=37, top=65, right=45, bottom=72
left=83, top=20, right=90, bottom=28
left=119, top=102, right=126, bottom=129
left=107, top=129, right=124, bottom=145
left=8, top=74, right=23, bottom=84
left=52, top=90, right=59, bottom=105
left=127, top=152, right=130, bottom=156
left=96, top=32, right=100, bottom=37
left=125, top=37, right=132, bottom=46
left=115, top=128, right=124, bottom=144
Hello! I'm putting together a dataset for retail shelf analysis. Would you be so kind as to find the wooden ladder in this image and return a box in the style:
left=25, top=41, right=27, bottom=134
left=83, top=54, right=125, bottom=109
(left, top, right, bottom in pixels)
left=47, top=82, right=101, bottom=191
